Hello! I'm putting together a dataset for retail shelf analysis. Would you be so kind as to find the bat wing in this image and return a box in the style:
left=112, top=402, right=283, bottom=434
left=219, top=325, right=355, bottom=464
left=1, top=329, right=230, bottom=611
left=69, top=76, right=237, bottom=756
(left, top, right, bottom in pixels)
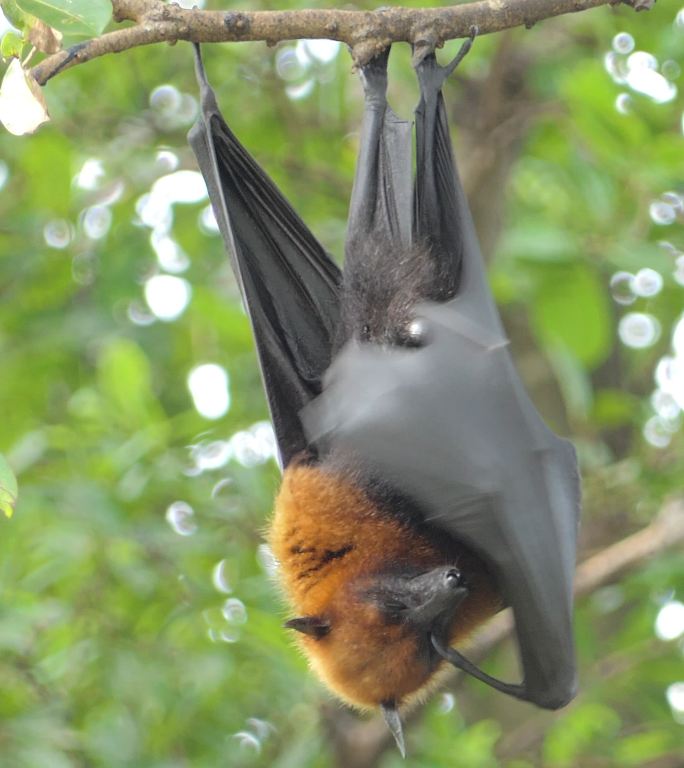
left=304, top=50, right=580, bottom=709
left=188, top=46, right=341, bottom=468
left=413, top=51, right=505, bottom=339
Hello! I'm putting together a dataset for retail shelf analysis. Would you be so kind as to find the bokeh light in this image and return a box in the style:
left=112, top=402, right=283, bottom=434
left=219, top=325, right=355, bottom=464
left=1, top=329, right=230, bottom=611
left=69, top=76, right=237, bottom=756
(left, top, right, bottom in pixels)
left=618, top=312, right=660, bottom=349
left=144, top=274, right=192, bottom=321
left=655, top=600, right=684, bottom=641
left=187, top=363, right=231, bottom=420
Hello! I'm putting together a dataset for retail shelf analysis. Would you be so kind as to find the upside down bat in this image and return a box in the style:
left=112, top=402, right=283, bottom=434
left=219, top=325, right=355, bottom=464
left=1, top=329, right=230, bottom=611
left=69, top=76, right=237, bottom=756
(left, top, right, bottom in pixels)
left=189, top=38, right=581, bottom=754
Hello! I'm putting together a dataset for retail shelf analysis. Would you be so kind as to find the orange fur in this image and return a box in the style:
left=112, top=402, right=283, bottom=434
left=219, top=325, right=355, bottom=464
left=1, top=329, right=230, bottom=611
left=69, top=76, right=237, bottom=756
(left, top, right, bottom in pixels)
left=268, top=463, right=500, bottom=709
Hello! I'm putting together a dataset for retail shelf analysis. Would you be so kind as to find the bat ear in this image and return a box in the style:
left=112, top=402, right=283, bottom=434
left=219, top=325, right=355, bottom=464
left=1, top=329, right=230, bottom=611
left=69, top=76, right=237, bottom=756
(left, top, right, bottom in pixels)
left=284, top=616, right=331, bottom=639
left=381, top=700, right=406, bottom=758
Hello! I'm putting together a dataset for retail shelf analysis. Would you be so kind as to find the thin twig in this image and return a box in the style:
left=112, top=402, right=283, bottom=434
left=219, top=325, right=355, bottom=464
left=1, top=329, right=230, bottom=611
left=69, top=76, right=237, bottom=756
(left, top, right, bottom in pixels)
left=32, top=0, right=655, bottom=84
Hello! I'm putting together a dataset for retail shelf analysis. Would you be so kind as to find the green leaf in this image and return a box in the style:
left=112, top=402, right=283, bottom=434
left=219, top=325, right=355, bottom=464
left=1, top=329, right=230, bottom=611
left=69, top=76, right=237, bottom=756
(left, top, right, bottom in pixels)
left=607, top=241, right=677, bottom=275
left=1, top=30, right=24, bottom=59
left=547, top=345, right=593, bottom=422
left=96, top=338, right=162, bottom=429
left=0, top=453, right=18, bottom=518
left=0, top=0, right=31, bottom=30
left=615, top=730, right=678, bottom=766
left=15, top=0, right=111, bottom=37
left=500, top=224, right=580, bottom=264
left=544, top=702, right=622, bottom=766
left=592, top=389, right=639, bottom=428
left=531, top=263, right=613, bottom=369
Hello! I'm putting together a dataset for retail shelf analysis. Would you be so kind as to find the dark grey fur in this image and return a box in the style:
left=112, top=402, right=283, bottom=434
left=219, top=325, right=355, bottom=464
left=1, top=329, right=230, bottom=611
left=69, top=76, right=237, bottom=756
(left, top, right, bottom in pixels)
left=339, top=235, right=458, bottom=346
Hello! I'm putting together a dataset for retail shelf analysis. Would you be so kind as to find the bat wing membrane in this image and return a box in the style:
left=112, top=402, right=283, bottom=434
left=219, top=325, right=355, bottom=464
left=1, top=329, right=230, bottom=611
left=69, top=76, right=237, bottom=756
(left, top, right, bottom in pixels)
left=188, top=46, right=341, bottom=468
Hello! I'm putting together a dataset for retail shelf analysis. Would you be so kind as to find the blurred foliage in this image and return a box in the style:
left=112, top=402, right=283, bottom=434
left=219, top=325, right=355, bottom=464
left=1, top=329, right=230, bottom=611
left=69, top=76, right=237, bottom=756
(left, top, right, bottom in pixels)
left=1, top=1, right=683, bottom=767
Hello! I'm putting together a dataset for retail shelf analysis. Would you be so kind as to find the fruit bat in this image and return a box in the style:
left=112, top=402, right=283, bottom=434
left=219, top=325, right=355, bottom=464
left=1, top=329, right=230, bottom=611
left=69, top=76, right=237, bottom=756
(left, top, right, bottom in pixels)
left=189, top=38, right=581, bottom=754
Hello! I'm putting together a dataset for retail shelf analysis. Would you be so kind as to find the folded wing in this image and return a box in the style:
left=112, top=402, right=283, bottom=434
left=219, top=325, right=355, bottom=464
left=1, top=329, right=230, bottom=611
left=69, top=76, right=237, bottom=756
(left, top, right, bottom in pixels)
left=188, top=46, right=341, bottom=468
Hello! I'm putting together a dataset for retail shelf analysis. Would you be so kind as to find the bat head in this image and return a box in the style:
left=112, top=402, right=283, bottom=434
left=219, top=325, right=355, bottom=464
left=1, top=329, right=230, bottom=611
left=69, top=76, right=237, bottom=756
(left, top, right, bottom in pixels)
left=285, top=564, right=470, bottom=756
left=270, top=463, right=501, bottom=749
left=283, top=562, right=472, bottom=704
left=364, top=564, right=469, bottom=630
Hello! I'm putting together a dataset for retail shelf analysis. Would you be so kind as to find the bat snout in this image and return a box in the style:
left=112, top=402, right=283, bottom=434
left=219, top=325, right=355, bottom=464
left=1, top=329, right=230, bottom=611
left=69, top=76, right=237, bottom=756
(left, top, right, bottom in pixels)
left=393, top=566, right=469, bottom=627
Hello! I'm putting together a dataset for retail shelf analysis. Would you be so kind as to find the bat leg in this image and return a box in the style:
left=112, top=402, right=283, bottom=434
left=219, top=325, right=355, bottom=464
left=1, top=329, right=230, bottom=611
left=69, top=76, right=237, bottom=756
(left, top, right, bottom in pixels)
left=412, top=34, right=477, bottom=290
left=357, top=46, right=390, bottom=107
left=337, top=47, right=415, bottom=345
left=346, top=48, right=413, bottom=256
left=413, top=26, right=477, bottom=105
left=412, top=26, right=507, bottom=338
left=431, top=635, right=529, bottom=702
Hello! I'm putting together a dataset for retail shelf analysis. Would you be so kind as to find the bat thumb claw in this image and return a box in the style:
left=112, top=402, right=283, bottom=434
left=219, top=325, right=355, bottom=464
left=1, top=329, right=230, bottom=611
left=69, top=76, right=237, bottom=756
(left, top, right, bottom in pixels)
left=444, top=29, right=477, bottom=77
left=381, top=701, right=406, bottom=758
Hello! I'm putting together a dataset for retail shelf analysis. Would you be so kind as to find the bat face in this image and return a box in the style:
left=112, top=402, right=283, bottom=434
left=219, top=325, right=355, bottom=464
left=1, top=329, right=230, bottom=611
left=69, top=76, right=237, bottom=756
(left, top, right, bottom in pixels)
left=339, top=238, right=456, bottom=348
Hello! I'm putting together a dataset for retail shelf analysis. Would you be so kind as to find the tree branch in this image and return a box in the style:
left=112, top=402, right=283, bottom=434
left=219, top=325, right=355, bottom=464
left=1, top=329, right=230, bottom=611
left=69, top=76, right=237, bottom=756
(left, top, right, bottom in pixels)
left=325, top=496, right=684, bottom=768
left=32, top=0, right=655, bottom=85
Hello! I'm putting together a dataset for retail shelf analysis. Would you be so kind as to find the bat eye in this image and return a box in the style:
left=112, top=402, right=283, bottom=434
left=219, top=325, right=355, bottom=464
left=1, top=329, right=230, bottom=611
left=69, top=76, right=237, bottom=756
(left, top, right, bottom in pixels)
left=444, top=569, right=465, bottom=589
left=360, top=324, right=371, bottom=341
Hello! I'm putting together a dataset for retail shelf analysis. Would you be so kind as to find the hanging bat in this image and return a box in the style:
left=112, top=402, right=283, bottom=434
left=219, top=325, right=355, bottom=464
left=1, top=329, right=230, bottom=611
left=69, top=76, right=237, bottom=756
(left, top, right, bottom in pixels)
left=189, top=39, right=581, bottom=754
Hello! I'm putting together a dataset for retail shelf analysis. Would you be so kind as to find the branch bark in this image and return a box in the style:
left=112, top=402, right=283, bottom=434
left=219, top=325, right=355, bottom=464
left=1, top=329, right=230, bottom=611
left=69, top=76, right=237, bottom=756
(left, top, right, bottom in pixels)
left=326, top=496, right=684, bottom=768
left=32, top=0, right=654, bottom=85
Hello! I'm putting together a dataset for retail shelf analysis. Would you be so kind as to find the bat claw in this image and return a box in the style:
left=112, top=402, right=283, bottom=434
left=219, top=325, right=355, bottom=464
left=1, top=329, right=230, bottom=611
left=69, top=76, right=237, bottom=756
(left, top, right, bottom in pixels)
left=443, top=27, right=477, bottom=77
left=413, top=26, right=476, bottom=84
left=381, top=701, right=406, bottom=758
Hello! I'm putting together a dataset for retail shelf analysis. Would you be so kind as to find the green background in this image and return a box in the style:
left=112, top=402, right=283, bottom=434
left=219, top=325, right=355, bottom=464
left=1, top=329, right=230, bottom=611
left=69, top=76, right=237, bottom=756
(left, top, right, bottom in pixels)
left=1, top=1, right=683, bottom=766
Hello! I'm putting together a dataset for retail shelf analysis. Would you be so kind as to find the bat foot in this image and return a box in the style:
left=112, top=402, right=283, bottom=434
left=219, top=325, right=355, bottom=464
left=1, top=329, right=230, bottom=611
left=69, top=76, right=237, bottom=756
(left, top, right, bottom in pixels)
left=357, top=46, right=390, bottom=104
left=412, top=25, right=477, bottom=72
left=413, top=28, right=476, bottom=93
left=411, top=36, right=439, bottom=68
left=351, top=40, right=391, bottom=74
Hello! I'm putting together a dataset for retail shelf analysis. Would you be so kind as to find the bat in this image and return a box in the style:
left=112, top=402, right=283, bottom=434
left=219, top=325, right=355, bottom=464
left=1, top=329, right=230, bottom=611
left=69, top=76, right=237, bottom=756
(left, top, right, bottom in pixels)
left=189, top=39, right=581, bottom=754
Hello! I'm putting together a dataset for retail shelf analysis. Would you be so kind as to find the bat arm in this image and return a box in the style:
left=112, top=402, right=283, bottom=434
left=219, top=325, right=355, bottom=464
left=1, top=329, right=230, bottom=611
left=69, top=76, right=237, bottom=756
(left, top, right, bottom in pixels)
left=443, top=26, right=478, bottom=77
left=430, top=634, right=528, bottom=702
left=192, top=43, right=207, bottom=90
